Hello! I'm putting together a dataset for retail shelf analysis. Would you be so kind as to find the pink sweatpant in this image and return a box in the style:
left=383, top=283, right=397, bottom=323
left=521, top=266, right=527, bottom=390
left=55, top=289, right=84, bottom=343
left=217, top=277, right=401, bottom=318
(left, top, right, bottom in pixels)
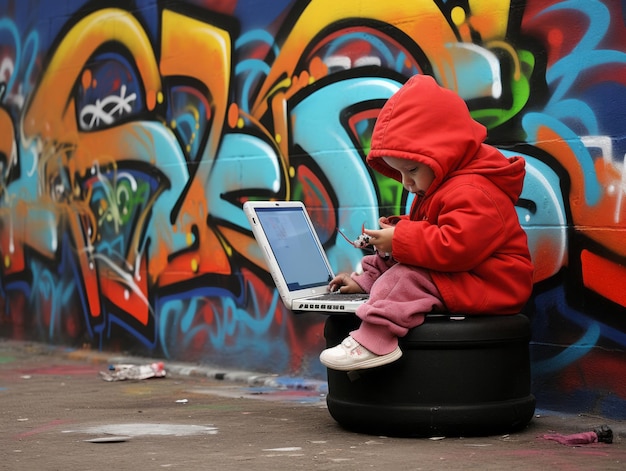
left=350, top=262, right=444, bottom=355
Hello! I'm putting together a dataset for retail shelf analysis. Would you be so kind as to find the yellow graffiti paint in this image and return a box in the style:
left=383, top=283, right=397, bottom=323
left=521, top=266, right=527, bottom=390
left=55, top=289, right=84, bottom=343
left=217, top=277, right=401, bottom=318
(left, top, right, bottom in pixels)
left=451, top=6, right=466, bottom=26
left=24, top=8, right=161, bottom=143
left=251, top=0, right=459, bottom=117
left=467, top=0, right=511, bottom=42
left=160, top=10, right=231, bottom=163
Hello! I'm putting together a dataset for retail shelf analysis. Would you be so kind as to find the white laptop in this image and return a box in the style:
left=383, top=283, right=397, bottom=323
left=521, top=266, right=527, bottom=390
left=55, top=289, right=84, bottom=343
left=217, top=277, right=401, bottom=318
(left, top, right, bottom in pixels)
left=243, top=200, right=369, bottom=313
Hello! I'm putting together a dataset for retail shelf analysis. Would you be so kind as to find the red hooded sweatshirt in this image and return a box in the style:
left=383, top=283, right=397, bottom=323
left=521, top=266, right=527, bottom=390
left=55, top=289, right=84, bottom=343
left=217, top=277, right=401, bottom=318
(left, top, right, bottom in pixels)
left=366, top=75, right=534, bottom=314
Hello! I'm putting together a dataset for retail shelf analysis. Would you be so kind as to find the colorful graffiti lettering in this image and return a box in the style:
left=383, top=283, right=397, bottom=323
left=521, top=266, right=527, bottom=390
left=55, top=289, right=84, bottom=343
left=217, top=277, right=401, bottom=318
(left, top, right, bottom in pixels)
left=0, top=0, right=625, bottom=417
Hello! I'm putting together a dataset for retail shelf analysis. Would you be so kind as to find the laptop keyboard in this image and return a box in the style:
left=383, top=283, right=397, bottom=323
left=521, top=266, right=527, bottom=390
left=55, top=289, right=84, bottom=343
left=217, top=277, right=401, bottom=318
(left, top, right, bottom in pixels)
left=311, top=293, right=369, bottom=301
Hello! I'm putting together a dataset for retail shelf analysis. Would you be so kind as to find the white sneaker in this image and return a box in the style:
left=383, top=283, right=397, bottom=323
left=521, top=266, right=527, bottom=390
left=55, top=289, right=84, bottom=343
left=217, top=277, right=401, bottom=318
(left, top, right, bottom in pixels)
left=319, top=336, right=402, bottom=371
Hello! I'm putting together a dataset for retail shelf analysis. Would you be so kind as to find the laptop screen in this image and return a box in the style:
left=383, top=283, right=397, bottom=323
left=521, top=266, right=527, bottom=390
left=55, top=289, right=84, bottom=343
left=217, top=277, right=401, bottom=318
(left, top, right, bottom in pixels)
left=254, top=206, right=333, bottom=291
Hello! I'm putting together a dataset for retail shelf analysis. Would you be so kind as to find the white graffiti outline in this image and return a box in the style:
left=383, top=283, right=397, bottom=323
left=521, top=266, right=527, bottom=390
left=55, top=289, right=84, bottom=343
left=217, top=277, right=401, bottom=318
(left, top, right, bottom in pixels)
left=79, top=84, right=137, bottom=130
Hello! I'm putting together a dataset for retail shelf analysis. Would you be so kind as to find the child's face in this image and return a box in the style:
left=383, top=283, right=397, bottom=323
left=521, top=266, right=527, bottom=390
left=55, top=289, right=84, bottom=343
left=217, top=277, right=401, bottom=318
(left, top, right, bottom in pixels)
left=382, top=156, right=435, bottom=195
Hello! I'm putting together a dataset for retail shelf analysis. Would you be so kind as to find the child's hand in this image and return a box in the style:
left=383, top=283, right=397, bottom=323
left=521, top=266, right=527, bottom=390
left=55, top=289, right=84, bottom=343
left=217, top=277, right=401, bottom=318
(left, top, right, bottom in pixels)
left=379, top=215, right=402, bottom=227
left=329, top=274, right=365, bottom=294
left=378, top=216, right=398, bottom=228
left=363, top=227, right=394, bottom=254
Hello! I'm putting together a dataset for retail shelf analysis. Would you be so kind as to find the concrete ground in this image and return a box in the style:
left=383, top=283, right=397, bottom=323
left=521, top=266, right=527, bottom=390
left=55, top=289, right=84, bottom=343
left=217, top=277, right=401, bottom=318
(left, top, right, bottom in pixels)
left=1, top=338, right=624, bottom=471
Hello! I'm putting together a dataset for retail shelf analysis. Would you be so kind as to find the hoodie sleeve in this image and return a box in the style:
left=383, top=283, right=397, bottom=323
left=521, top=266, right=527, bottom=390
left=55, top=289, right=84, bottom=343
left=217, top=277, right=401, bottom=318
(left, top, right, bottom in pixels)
left=392, top=181, right=510, bottom=271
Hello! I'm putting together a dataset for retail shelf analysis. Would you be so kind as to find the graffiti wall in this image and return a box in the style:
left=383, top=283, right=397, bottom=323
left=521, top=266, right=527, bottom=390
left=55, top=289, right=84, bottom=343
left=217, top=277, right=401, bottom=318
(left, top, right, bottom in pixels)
left=0, top=0, right=625, bottom=418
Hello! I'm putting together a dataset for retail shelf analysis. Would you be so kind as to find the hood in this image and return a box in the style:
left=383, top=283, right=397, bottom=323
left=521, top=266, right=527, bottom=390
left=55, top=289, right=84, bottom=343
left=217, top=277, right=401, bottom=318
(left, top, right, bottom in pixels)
left=367, top=74, right=525, bottom=202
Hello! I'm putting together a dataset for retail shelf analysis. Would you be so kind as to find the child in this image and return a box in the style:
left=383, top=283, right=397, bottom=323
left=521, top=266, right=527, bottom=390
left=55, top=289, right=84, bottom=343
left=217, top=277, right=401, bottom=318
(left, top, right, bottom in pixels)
left=320, top=74, right=534, bottom=371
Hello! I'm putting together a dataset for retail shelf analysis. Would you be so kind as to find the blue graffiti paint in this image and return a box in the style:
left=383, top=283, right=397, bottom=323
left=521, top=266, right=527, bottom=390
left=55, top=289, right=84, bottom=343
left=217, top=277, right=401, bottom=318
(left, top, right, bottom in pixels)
left=106, top=312, right=157, bottom=350
left=533, top=285, right=626, bottom=375
left=158, top=284, right=282, bottom=364
left=235, top=29, right=278, bottom=114
left=540, top=0, right=610, bottom=104
left=209, top=133, right=281, bottom=230
left=290, top=76, right=401, bottom=271
left=29, top=261, right=76, bottom=339
left=522, top=112, right=602, bottom=206
left=581, top=82, right=626, bottom=162
left=532, top=322, right=600, bottom=375
left=234, top=0, right=297, bottom=33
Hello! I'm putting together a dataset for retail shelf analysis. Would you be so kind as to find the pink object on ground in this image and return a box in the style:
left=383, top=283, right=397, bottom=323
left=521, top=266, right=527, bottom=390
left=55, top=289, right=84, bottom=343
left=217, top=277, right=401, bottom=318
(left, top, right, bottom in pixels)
left=542, top=425, right=613, bottom=445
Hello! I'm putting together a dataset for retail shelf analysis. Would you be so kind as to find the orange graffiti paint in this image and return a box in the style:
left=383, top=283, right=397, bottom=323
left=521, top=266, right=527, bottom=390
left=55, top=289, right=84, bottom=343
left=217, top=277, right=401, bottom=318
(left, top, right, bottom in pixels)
left=535, top=126, right=626, bottom=258
left=581, top=250, right=626, bottom=308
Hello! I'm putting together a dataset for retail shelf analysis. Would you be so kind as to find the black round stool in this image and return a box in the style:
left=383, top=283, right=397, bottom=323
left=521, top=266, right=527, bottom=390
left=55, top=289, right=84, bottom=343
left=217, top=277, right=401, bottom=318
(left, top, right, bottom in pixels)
left=324, top=313, right=535, bottom=437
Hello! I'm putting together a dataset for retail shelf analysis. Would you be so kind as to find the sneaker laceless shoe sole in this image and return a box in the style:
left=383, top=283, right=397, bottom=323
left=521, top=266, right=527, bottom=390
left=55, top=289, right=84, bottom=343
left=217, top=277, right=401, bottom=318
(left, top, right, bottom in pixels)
left=320, top=337, right=402, bottom=371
